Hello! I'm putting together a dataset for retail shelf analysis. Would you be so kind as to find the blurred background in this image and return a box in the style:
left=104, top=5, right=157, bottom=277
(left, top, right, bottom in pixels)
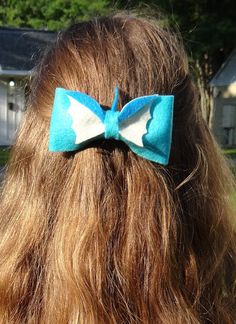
left=0, top=0, right=236, bottom=174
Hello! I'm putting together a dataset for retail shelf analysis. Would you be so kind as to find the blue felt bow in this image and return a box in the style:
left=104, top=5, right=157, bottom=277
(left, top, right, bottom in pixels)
left=49, top=87, right=174, bottom=165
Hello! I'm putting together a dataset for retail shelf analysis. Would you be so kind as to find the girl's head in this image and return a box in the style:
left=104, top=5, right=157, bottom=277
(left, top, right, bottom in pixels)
left=0, top=14, right=235, bottom=324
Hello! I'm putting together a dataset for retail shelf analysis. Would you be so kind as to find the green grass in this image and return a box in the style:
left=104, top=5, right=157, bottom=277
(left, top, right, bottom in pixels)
left=223, top=149, right=236, bottom=176
left=0, top=147, right=10, bottom=166
left=230, top=191, right=236, bottom=229
left=231, top=191, right=236, bottom=204
left=223, top=148, right=236, bottom=156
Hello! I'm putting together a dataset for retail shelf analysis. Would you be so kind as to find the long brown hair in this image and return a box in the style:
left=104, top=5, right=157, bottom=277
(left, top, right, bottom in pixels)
left=0, top=14, right=235, bottom=323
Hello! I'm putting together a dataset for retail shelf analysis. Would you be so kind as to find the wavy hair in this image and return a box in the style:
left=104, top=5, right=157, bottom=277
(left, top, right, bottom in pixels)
left=0, top=14, right=235, bottom=323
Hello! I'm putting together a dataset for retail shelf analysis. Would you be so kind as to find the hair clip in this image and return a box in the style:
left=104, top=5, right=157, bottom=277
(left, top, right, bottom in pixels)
left=49, top=87, right=174, bottom=165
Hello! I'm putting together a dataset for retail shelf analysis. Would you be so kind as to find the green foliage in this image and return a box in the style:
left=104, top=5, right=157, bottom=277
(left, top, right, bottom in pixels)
left=1, top=0, right=236, bottom=123
left=1, top=0, right=235, bottom=65
left=114, top=0, right=236, bottom=61
left=0, top=0, right=110, bottom=30
left=113, top=0, right=236, bottom=123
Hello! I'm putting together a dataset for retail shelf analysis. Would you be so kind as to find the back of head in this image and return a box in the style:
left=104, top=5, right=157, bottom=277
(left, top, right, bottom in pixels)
left=0, top=14, right=235, bottom=324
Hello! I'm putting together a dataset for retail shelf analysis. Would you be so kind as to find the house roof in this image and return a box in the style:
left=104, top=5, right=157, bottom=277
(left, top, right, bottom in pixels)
left=0, top=27, right=56, bottom=75
left=210, top=49, right=236, bottom=86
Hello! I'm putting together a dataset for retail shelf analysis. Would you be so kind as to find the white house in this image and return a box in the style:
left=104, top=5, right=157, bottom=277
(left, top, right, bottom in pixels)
left=210, top=49, right=236, bottom=147
left=0, top=27, right=55, bottom=146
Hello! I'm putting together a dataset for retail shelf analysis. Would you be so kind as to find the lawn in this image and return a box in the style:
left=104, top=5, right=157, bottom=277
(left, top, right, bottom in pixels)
left=223, top=148, right=236, bottom=155
left=0, top=147, right=10, bottom=166
left=231, top=191, right=236, bottom=206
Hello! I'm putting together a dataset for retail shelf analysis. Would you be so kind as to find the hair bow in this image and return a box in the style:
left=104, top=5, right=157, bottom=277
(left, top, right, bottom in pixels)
left=49, top=87, right=174, bottom=165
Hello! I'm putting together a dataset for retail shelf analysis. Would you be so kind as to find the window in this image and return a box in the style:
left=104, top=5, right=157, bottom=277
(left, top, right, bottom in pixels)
left=222, top=105, right=236, bottom=146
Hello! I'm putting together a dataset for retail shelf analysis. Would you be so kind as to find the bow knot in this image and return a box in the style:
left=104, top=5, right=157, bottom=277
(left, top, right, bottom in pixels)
left=104, top=110, right=120, bottom=140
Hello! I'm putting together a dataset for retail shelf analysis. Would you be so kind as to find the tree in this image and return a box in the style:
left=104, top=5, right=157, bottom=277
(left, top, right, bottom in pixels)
left=0, top=0, right=110, bottom=30
left=114, top=0, right=236, bottom=124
